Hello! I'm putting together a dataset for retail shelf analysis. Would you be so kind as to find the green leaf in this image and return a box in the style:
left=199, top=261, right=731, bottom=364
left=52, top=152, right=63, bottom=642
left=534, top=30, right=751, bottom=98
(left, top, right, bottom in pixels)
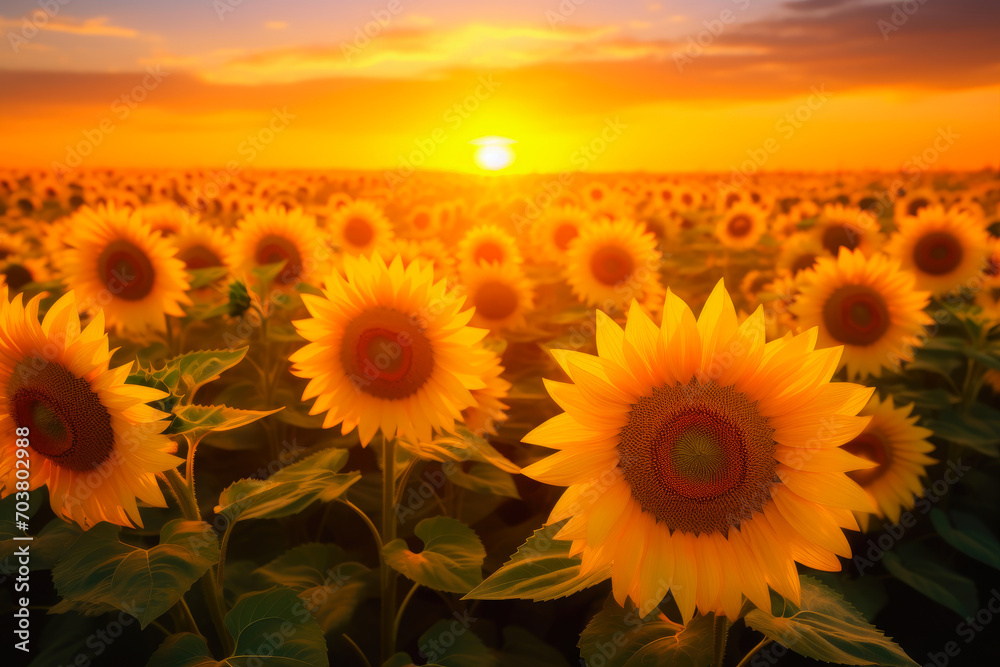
left=499, top=627, right=571, bottom=667
left=382, top=516, right=485, bottom=594
left=930, top=509, right=1000, bottom=570
left=744, top=576, right=918, bottom=666
left=925, top=410, right=1000, bottom=456
left=411, top=429, right=520, bottom=474
left=52, top=520, right=220, bottom=628
left=255, top=543, right=373, bottom=634
left=186, top=265, right=230, bottom=290
left=464, top=521, right=612, bottom=602
left=447, top=463, right=520, bottom=499
left=418, top=619, right=495, bottom=667
left=142, top=347, right=250, bottom=403
left=883, top=543, right=979, bottom=617
left=167, top=404, right=281, bottom=439
left=148, top=587, right=329, bottom=667
left=578, top=597, right=713, bottom=667
left=250, top=260, right=288, bottom=287
left=216, top=447, right=360, bottom=523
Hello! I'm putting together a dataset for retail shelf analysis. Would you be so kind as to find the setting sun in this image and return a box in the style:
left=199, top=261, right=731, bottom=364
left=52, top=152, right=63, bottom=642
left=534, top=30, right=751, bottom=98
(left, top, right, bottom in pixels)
left=471, top=136, right=516, bottom=171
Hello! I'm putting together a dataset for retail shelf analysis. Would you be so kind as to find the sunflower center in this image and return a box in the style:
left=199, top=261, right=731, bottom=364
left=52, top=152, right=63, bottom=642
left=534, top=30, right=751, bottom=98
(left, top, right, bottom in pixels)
left=725, top=192, right=740, bottom=208
left=553, top=224, right=579, bottom=251
left=344, top=217, right=374, bottom=247
left=179, top=244, right=224, bottom=270
left=413, top=212, right=430, bottom=230
left=7, top=360, right=115, bottom=471
left=618, top=381, right=777, bottom=536
left=727, top=215, right=753, bottom=237
left=255, top=234, right=303, bottom=282
left=790, top=254, right=817, bottom=275
left=2, top=264, right=34, bottom=290
left=907, top=198, right=929, bottom=217
left=821, top=224, right=861, bottom=254
left=822, top=284, right=891, bottom=346
left=590, top=245, right=634, bottom=286
left=97, top=239, right=156, bottom=301
left=474, top=281, right=518, bottom=322
left=340, top=307, right=434, bottom=400
left=473, top=242, right=504, bottom=265
left=843, top=432, right=890, bottom=486
left=913, top=231, right=962, bottom=276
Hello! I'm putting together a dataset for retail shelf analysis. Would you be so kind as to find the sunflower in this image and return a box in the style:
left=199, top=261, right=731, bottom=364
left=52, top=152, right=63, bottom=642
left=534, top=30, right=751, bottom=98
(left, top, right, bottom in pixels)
left=329, top=199, right=394, bottom=256
left=138, top=202, right=194, bottom=237
left=792, top=249, right=932, bottom=380
left=61, top=204, right=192, bottom=338
left=522, top=282, right=875, bottom=621
left=381, top=237, right=455, bottom=280
left=404, top=205, right=439, bottom=239
left=1, top=256, right=51, bottom=294
left=0, top=289, right=181, bottom=528
left=776, top=233, right=825, bottom=276
left=842, top=394, right=936, bottom=531
left=894, top=188, right=939, bottom=221
left=716, top=204, right=767, bottom=249
left=533, top=206, right=590, bottom=260
left=290, top=254, right=489, bottom=446
left=885, top=205, right=990, bottom=296
left=812, top=203, right=884, bottom=257
left=564, top=218, right=661, bottom=311
left=462, top=346, right=511, bottom=437
left=457, top=224, right=523, bottom=276
left=462, top=262, right=535, bottom=332
left=228, top=205, right=326, bottom=289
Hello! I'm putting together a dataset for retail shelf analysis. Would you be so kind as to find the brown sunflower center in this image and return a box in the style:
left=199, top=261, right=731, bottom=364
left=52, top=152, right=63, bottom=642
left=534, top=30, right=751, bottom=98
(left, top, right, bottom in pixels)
left=727, top=215, right=753, bottom=238
left=790, top=254, right=818, bottom=275
left=97, top=239, right=156, bottom=301
left=725, top=192, right=740, bottom=208
left=473, top=241, right=504, bottom=265
left=474, top=280, right=518, bottom=322
left=178, top=244, right=224, bottom=270
left=2, top=264, right=34, bottom=290
left=913, top=231, right=963, bottom=276
left=822, top=284, right=891, bottom=346
left=618, top=381, right=777, bottom=536
left=255, top=234, right=303, bottom=282
left=344, top=217, right=374, bottom=247
left=907, top=198, right=930, bottom=217
left=340, top=307, right=434, bottom=400
left=843, top=431, right=890, bottom=486
left=590, top=245, right=634, bottom=286
left=553, top=224, right=579, bottom=251
left=7, top=360, right=115, bottom=471
left=413, top=212, right=430, bottom=230
left=821, top=224, right=861, bottom=254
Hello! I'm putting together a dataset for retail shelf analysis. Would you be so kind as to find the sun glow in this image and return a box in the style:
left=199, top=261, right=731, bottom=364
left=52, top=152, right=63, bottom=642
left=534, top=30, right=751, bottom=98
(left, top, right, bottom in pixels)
left=471, top=136, right=516, bottom=171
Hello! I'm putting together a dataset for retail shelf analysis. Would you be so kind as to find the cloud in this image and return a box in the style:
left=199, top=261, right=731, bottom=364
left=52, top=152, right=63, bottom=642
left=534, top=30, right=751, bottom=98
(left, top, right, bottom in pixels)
left=0, top=14, right=138, bottom=38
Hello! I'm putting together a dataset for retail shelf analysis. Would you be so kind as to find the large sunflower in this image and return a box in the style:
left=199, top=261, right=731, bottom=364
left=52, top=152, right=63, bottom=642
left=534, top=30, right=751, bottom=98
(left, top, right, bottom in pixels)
left=61, top=204, right=192, bottom=338
left=228, top=206, right=326, bottom=289
left=523, top=282, right=874, bottom=621
left=564, top=218, right=661, bottom=311
left=885, top=205, right=989, bottom=296
left=792, top=249, right=932, bottom=380
left=841, top=394, right=936, bottom=531
left=0, top=289, right=180, bottom=528
left=462, top=262, right=535, bottom=332
left=290, top=254, right=489, bottom=446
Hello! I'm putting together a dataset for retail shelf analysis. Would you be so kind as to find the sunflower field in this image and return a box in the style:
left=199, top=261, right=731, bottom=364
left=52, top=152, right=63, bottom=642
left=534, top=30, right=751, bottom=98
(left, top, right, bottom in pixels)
left=2, top=169, right=1000, bottom=667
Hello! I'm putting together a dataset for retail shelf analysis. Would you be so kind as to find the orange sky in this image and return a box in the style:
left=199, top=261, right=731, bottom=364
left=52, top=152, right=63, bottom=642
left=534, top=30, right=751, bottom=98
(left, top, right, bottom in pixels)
left=1, top=0, right=997, bottom=174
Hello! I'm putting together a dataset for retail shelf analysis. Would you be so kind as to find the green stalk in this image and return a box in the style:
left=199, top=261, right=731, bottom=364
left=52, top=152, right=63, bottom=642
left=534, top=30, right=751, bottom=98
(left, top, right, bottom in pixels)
left=380, top=434, right=398, bottom=664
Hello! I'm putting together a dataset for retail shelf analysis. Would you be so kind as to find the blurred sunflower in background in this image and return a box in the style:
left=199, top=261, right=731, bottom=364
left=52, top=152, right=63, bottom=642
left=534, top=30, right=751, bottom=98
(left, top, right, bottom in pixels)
left=457, top=224, right=523, bottom=276
left=523, top=283, right=875, bottom=621
left=842, top=394, right=936, bottom=531
left=812, top=203, right=884, bottom=257
left=0, top=289, right=181, bottom=528
left=716, top=204, right=767, bottom=249
left=776, top=232, right=824, bottom=276
left=290, top=254, right=489, bottom=445
left=564, top=218, right=660, bottom=311
left=792, top=249, right=932, bottom=380
left=886, top=205, right=989, bottom=296
left=61, top=204, right=192, bottom=338
left=329, top=199, right=394, bottom=256
left=533, top=206, right=590, bottom=262
left=228, top=205, right=325, bottom=289
left=462, top=345, right=511, bottom=437
left=462, top=262, right=535, bottom=332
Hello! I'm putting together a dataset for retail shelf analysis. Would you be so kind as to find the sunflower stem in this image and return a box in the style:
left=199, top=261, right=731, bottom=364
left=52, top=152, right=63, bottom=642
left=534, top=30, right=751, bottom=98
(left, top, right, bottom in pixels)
left=215, top=521, right=235, bottom=612
left=341, top=499, right=383, bottom=552
left=380, top=433, right=398, bottom=664
left=164, top=468, right=199, bottom=521
left=712, top=613, right=731, bottom=667
left=342, top=633, right=373, bottom=667
left=201, top=572, right=234, bottom=656
left=392, top=582, right=420, bottom=652
left=174, top=595, right=203, bottom=639
left=735, top=637, right=773, bottom=667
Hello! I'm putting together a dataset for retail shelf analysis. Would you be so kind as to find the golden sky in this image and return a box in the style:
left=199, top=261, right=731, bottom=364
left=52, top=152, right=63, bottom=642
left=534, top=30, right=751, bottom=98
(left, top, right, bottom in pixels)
left=1, top=0, right=997, bottom=174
